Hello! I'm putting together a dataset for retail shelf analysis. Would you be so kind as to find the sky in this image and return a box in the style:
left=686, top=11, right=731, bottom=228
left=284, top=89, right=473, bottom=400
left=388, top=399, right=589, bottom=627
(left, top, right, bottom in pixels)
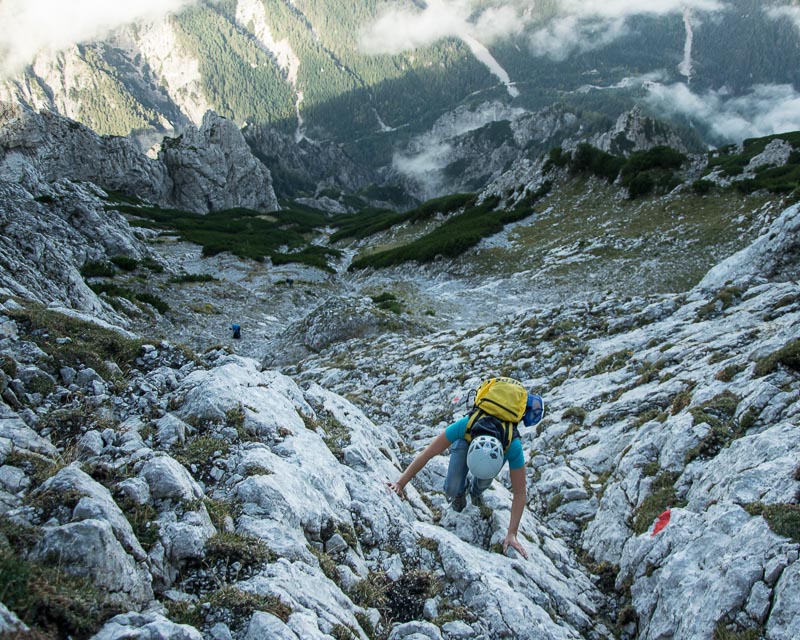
left=0, top=0, right=200, bottom=77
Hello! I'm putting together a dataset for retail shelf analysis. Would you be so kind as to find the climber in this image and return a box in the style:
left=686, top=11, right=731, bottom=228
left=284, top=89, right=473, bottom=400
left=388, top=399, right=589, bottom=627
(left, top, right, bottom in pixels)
left=231, top=323, right=241, bottom=339
left=387, top=381, right=544, bottom=560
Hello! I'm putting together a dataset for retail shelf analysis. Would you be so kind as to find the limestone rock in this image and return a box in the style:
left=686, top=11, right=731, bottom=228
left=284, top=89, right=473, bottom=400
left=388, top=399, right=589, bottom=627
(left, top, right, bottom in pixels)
left=91, top=612, right=203, bottom=640
left=35, top=519, right=153, bottom=608
left=0, top=602, right=29, bottom=635
left=139, top=456, right=204, bottom=503
left=696, top=202, right=800, bottom=290
left=159, top=111, right=277, bottom=213
left=38, top=464, right=147, bottom=560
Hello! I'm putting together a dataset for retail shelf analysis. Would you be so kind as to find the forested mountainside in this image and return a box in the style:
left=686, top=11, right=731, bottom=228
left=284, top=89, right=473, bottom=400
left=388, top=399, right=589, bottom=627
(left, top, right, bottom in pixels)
left=2, top=0, right=799, bottom=201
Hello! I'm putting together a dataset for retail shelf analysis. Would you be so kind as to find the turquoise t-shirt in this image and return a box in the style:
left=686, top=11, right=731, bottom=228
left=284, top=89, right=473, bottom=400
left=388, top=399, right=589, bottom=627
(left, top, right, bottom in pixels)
left=444, top=415, right=525, bottom=470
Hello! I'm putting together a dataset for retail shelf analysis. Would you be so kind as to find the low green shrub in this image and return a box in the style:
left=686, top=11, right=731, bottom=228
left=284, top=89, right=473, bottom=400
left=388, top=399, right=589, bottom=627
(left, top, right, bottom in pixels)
left=174, top=436, right=231, bottom=473
left=563, top=407, right=587, bottom=425
left=697, top=287, right=745, bottom=319
left=671, top=388, right=694, bottom=415
left=339, top=191, right=469, bottom=243
left=712, top=622, right=762, bottom=640
left=350, top=570, right=438, bottom=625
left=715, top=363, right=746, bottom=382
left=593, top=350, right=633, bottom=375
left=89, top=282, right=137, bottom=303
left=5, top=302, right=144, bottom=377
left=135, top=292, right=169, bottom=314
left=321, top=414, right=352, bottom=463
left=169, top=273, right=218, bottom=284
left=118, top=204, right=340, bottom=271
left=619, top=146, right=687, bottom=199
left=116, top=497, right=159, bottom=550
left=543, top=146, right=571, bottom=173
left=140, top=257, right=164, bottom=273
left=205, top=532, right=274, bottom=567
left=89, top=284, right=169, bottom=314
left=110, top=256, right=139, bottom=272
left=745, top=503, right=800, bottom=543
left=692, top=179, right=714, bottom=195
left=80, top=261, right=115, bottom=278
left=0, top=520, right=122, bottom=638
left=209, top=586, right=291, bottom=622
left=570, top=143, right=625, bottom=183
left=685, top=392, right=742, bottom=463
left=631, top=472, right=683, bottom=535
left=754, top=338, right=800, bottom=377
left=0, top=353, right=18, bottom=377
left=371, top=292, right=405, bottom=314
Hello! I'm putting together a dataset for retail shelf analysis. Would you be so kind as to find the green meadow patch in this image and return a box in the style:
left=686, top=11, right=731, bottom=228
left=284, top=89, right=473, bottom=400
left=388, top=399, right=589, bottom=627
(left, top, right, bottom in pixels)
left=329, top=192, right=475, bottom=243
left=705, top=131, right=800, bottom=197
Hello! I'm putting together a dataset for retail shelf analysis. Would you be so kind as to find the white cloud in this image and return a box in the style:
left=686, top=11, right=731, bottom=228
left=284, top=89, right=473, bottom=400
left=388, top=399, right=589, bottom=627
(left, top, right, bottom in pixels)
left=360, top=0, right=727, bottom=57
left=358, top=0, right=529, bottom=55
left=645, top=82, right=800, bottom=142
left=528, top=14, right=629, bottom=62
left=554, top=0, right=724, bottom=20
left=527, top=0, right=725, bottom=60
left=0, top=0, right=201, bottom=78
left=393, top=142, right=453, bottom=200
left=765, top=6, right=800, bottom=35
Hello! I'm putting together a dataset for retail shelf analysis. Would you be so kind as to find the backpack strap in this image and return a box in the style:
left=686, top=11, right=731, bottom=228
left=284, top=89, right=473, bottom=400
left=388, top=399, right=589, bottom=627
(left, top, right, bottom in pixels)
left=465, top=409, right=515, bottom=453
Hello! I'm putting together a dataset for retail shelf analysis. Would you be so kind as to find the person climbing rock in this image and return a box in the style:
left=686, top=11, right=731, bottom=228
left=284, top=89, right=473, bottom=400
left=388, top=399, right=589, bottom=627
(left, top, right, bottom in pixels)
left=387, top=378, right=544, bottom=559
left=231, top=323, right=241, bottom=339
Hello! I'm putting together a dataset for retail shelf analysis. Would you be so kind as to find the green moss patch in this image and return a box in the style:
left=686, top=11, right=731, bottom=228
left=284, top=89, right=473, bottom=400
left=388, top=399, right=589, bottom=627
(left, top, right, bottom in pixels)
left=745, top=503, right=800, bottom=543
left=0, top=517, right=122, bottom=639
left=685, top=392, right=743, bottom=463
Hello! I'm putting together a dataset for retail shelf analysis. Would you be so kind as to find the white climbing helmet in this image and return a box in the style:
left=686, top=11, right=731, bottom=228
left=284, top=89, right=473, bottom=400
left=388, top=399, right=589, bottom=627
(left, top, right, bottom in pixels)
left=466, top=435, right=504, bottom=479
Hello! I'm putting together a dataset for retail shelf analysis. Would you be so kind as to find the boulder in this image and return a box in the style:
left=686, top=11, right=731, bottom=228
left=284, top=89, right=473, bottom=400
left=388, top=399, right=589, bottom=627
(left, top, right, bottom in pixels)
left=35, top=519, right=153, bottom=608
left=91, top=612, right=203, bottom=640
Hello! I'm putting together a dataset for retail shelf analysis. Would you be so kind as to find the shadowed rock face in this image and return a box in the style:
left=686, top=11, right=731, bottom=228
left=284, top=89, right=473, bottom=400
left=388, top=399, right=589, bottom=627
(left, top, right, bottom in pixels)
left=158, top=111, right=278, bottom=214
left=0, top=102, right=277, bottom=214
left=0, top=102, right=167, bottom=203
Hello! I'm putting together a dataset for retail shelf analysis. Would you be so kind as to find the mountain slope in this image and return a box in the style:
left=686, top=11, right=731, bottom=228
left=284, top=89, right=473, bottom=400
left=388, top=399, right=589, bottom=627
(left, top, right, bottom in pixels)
left=1, top=62, right=799, bottom=640
left=2, top=0, right=799, bottom=202
left=0, top=201, right=797, bottom=640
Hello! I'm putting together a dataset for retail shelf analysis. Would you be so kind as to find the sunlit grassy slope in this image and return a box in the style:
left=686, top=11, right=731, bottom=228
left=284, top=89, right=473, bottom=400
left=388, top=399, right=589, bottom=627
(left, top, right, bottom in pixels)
left=351, top=178, right=784, bottom=298
left=460, top=180, right=780, bottom=295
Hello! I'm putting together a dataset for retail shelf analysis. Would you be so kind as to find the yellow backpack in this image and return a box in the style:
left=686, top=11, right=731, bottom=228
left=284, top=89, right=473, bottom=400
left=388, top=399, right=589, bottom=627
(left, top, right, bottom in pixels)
left=464, top=377, right=527, bottom=452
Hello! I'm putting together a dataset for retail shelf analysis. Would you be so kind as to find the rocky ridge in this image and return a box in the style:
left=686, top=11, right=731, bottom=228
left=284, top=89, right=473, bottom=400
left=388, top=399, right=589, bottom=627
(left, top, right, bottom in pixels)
left=0, top=102, right=277, bottom=214
left=287, top=205, right=800, bottom=640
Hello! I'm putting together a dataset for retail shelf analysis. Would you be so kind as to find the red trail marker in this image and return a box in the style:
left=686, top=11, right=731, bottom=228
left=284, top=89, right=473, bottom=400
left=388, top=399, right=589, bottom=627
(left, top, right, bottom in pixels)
left=651, top=509, right=671, bottom=537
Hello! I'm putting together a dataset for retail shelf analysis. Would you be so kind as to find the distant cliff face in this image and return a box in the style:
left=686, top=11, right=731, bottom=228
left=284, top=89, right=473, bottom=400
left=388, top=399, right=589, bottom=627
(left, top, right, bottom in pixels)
left=0, top=102, right=278, bottom=320
left=0, top=102, right=277, bottom=214
left=158, top=111, right=278, bottom=213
